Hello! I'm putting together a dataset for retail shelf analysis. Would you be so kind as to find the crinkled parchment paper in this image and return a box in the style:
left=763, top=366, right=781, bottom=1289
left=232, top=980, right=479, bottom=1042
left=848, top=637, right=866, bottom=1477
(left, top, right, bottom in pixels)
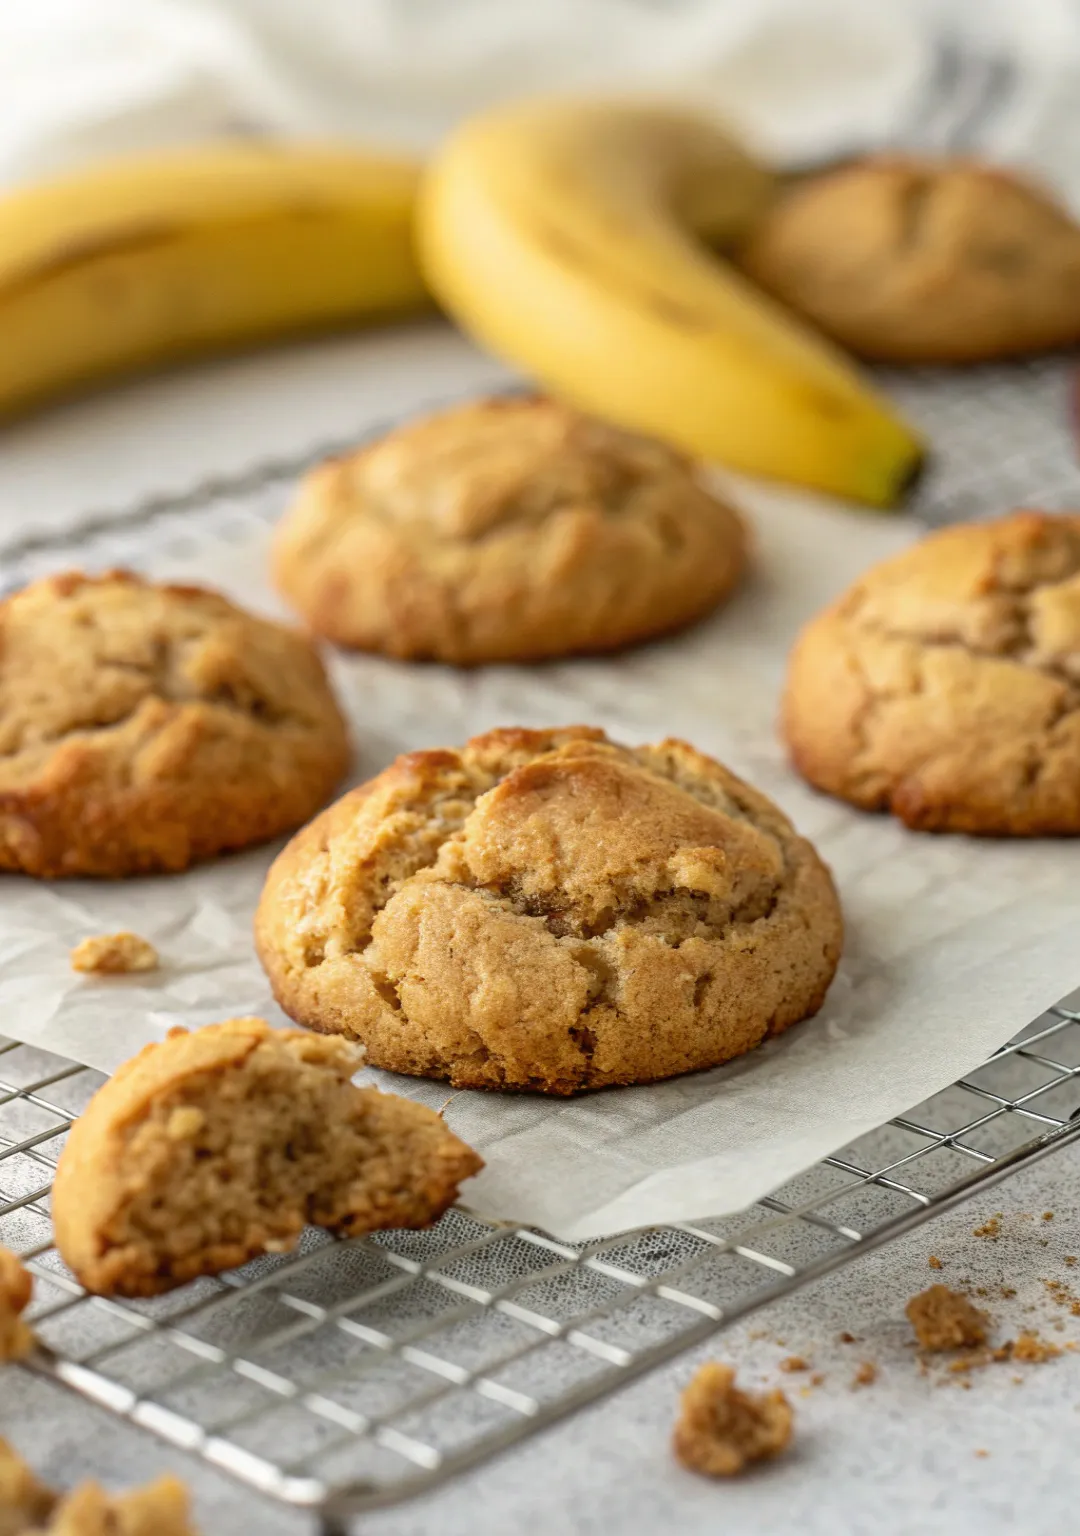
left=1, top=477, right=1075, bottom=1242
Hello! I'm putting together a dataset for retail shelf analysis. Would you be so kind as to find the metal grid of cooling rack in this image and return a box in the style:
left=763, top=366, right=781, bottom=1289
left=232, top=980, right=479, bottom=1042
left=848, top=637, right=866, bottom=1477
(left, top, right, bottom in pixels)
left=0, top=354, right=1078, bottom=596
left=6, top=1001, right=1080, bottom=1524
left=2, top=358, right=1080, bottom=1524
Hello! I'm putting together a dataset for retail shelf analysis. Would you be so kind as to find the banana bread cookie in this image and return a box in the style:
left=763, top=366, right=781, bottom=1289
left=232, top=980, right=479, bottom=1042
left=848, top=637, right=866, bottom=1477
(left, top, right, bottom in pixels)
left=783, top=510, right=1080, bottom=834
left=271, top=395, right=748, bottom=664
left=0, top=570, right=349, bottom=877
left=255, top=726, right=842, bottom=1094
left=52, top=1018, right=482, bottom=1296
left=739, top=156, right=1080, bottom=362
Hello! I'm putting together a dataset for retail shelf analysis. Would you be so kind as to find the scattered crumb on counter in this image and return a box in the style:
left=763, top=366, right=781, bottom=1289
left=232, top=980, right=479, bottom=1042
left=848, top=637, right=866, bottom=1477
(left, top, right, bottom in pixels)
left=906, top=1285, right=988, bottom=1352
left=673, top=1363, right=793, bottom=1478
left=837, top=1331, right=858, bottom=1344
left=851, top=1361, right=877, bottom=1389
left=1012, top=1332, right=1061, bottom=1364
left=0, top=1438, right=54, bottom=1529
left=0, top=1247, right=33, bottom=1361
left=975, top=1449, right=989, bottom=1458
left=1065, top=1256, right=1077, bottom=1267
left=1043, top=1212, right=1055, bottom=1222
left=928, top=1255, right=943, bottom=1270
left=1042, top=1278, right=1080, bottom=1316
left=0, top=1439, right=197, bottom=1533
left=973, top=1217, right=1001, bottom=1239
left=810, top=1372, right=825, bottom=1387
left=70, top=931, right=159, bottom=975
left=779, top=1356, right=809, bottom=1373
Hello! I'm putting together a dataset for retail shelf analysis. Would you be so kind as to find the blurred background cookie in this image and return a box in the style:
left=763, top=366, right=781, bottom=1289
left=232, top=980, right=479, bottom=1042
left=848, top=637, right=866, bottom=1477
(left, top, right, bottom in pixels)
left=783, top=510, right=1080, bottom=834
left=256, top=725, right=842, bottom=1094
left=272, top=396, right=748, bottom=664
left=0, top=571, right=349, bottom=876
left=739, top=156, right=1080, bottom=363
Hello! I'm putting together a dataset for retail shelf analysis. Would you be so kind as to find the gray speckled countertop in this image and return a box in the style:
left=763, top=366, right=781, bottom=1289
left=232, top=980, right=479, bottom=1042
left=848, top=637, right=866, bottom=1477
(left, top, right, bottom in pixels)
left=7, top=1152, right=1080, bottom=1536
left=2, top=330, right=1077, bottom=1535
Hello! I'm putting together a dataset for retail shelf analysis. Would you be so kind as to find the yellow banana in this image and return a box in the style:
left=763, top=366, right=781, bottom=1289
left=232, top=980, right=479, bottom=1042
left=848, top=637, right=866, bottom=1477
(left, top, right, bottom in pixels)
left=418, top=100, right=924, bottom=507
left=0, top=142, right=428, bottom=418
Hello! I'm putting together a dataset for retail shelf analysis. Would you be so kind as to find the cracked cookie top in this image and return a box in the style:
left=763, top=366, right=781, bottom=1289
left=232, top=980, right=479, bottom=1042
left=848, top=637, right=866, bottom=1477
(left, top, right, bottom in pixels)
left=271, top=395, right=747, bottom=665
left=255, top=726, right=841, bottom=1095
left=739, top=156, right=1080, bottom=363
left=0, top=571, right=349, bottom=876
left=783, top=511, right=1080, bottom=834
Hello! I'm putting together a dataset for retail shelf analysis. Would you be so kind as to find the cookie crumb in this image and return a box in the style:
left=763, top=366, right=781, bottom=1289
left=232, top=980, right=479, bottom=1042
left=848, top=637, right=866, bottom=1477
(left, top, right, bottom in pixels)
left=0, top=1439, right=55, bottom=1529
left=975, top=1449, right=989, bottom=1458
left=973, top=1217, right=1001, bottom=1239
left=928, top=1255, right=943, bottom=1269
left=673, top=1363, right=793, bottom=1478
left=0, top=1247, right=33, bottom=1361
left=1041, top=1278, right=1080, bottom=1316
left=779, top=1355, right=809, bottom=1373
left=1043, top=1212, right=1055, bottom=1221
left=71, top=932, right=159, bottom=975
left=810, top=1372, right=825, bottom=1387
left=906, top=1285, right=988, bottom=1352
left=1065, top=1256, right=1077, bottom=1267
left=837, top=1330, right=858, bottom=1344
left=0, top=1440, right=197, bottom=1533
left=1011, top=1332, right=1061, bottom=1364
left=851, top=1361, right=877, bottom=1388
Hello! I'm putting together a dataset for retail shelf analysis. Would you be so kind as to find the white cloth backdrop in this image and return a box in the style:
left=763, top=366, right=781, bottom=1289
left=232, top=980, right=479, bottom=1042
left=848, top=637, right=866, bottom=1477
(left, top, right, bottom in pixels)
left=2, top=0, right=1080, bottom=199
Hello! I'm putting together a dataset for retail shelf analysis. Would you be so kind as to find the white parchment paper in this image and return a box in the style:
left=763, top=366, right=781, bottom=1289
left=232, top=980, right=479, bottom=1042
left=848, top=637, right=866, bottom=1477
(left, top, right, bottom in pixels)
left=2, top=480, right=1075, bottom=1242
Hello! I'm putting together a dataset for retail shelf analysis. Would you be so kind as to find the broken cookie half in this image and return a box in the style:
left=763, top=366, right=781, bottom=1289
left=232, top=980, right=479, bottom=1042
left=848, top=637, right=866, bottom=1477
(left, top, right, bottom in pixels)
left=51, top=1018, right=483, bottom=1297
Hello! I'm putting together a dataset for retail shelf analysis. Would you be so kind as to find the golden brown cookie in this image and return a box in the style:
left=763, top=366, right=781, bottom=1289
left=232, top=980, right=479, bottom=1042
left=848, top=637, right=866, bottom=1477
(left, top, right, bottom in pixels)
left=271, top=395, right=748, bottom=664
left=739, top=156, right=1080, bottom=363
left=51, top=1018, right=482, bottom=1297
left=783, top=510, right=1080, bottom=835
left=0, top=570, right=349, bottom=877
left=255, top=726, right=842, bottom=1094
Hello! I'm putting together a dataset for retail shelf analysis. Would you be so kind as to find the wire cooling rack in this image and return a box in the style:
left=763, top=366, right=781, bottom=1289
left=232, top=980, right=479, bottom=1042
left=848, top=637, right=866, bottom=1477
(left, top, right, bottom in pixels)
left=3, top=356, right=1080, bottom=1525
left=5, top=1005, right=1080, bottom=1525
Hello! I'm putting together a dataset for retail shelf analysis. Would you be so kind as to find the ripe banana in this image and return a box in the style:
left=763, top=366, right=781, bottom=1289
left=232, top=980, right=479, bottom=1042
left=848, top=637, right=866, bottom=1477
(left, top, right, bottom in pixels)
left=0, top=142, right=429, bottom=419
left=418, top=100, right=924, bottom=507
